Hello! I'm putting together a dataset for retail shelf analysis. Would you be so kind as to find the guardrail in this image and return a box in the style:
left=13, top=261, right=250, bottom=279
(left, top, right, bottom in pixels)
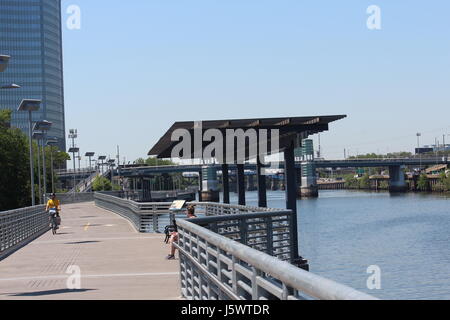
left=0, top=205, right=49, bottom=261
left=94, top=193, right=378, bottom=300
left=191, top=211, right=294, bottom=262
left=94, top=192, right=176, bottom=232
left=175, top=218, right=377, bottom=300
left=51, top=192, right=96, bottom=204
left=188, top=201, right=281, bottom=216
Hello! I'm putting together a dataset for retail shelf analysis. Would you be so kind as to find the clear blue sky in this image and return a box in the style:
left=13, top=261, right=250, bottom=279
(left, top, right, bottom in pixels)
left=61, top=0, right=450, bottom=164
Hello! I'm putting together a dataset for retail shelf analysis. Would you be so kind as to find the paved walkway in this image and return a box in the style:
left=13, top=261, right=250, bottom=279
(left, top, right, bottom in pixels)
left=0, top=202, right=180, bottom=300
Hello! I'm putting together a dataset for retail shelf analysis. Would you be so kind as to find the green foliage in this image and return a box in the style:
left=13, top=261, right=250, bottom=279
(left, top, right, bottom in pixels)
left=134, top=157, right=175, bottom=166
left=0, top=109, right=12, bottom=127
left=379, top=181, right=389, bottom=190
left=349, top=152, right=413, bottom=159
left=92, top=175, right=112, bottom=191
left=438, top=172, right=450, bottom=192
left=344, top=174, right=359, bottom=189
left=417, top=174, right=430, bottom=191
left=359, top=174, right=371, bottom=189
left=145, top=157, right=175, bottom=166
left=0, top=110, right=31, bottom=210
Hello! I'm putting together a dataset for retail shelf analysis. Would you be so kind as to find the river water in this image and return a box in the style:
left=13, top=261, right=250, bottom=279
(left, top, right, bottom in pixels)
left=228, top=190, right=450, bottom=300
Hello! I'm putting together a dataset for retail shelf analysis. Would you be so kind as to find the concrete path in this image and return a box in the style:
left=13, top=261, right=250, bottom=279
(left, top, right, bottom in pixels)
left=0, top=202, right=180, bottom=300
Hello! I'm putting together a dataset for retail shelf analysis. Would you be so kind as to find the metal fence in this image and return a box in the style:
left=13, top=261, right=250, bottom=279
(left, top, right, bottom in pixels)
left=175, top=218, right=377, bottom=300
left=94, top=194, right=377, bottom=300
left=52, top=192, right=95, bottom=204
left=188, top=201, right=281, bottom=216
left=192, top=211, right=294, bottom=262
left=94, top=192, right=178, bottom=232
left=0, top=205, right=49, bottom=260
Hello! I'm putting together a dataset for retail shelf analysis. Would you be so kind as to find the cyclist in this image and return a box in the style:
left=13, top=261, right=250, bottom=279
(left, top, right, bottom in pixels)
left=46, top=193, right=61, bottom=235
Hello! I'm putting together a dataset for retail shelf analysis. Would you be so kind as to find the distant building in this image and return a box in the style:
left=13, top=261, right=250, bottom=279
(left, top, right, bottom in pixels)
left=0, top=0, right=66, bottom=151
left=415, top=147, right=434, bottom=154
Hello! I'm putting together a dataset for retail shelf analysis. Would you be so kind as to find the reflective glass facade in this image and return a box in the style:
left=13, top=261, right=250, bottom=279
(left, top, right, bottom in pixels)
left=0, top=0, right=66, bottom=151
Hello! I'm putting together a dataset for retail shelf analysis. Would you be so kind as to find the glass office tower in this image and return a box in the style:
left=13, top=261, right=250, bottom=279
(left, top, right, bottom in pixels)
left=0, top=0, right=66, bottom=151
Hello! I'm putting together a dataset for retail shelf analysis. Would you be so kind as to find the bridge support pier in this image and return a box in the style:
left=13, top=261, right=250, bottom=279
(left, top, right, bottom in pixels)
left=200, top=166, right=220, bottom=202
left=389, top=165, right=407, bottom=193
left=299, top=162, right=319, bottom=198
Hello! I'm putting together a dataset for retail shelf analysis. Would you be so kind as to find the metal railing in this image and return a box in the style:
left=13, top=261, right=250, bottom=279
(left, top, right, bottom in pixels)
left=94, top=192, right=177, bottom=232
left=175, top=218, right=377, bottom=300
left=0, top=205, right=49, bottom=260
left=188, top=201, right=281, bottom=216
left=191, top=211, right=294, bottom=262
left=50, top=192, right=95, bottom=204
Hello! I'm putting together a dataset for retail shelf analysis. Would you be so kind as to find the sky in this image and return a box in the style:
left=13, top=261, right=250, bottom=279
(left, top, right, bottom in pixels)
left=61, top=0, right=450, bottom=165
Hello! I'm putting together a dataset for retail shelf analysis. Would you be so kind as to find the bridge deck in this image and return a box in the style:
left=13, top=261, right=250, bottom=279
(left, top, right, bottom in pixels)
left=0, top=202, right=180, bottom=300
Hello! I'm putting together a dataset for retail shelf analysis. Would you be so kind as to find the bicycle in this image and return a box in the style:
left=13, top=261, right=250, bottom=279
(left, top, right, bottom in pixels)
left=49, top=208, right=60, bottom=235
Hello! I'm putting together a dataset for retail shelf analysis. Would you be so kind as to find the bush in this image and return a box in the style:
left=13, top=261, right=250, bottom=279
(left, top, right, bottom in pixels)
left=344, top=175, right=359, bottom=189
left=358, top=174, right=371, bottom=189
left=92, top=176, right=112, bottom=191
left=417, top=174, right=430, bottom=191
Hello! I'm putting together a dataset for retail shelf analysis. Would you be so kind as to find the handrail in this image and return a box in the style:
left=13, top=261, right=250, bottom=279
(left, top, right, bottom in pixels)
left=176, top=218, right=378, bottom=300
left=0, top=205, right=49, bottom=260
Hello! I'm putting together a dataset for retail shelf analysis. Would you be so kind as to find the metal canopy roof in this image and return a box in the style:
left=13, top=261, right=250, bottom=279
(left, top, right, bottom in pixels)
left=148, top=115, right=346, bottom=159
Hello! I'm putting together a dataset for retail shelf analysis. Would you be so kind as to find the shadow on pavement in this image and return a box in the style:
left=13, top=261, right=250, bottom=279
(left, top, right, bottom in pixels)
left=64, top=241, right=101, bottom=245
left=8, top=288, right=96, bottom=297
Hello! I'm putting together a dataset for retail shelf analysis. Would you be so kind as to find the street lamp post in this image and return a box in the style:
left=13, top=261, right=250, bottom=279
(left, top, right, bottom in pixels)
left=46, top=137, right=59, bottom=194
left=68, top=147, right=80, bottom=191
left=18, top=99, right=41, bottom=206
left=68, top=129, right=78, bottom=191
left=416, top=133, right=421, bottom=150
left=32, top=131, right=43, bottom=204
left=34, top=120, right=52, bottom=199
left=85, top=152, right=95, bottom=171
left=98, top=156, right=107, bottom=174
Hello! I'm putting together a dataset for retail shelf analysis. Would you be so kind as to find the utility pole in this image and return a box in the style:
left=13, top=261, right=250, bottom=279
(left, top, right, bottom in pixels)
left=68, top=129, right=78, bottom=191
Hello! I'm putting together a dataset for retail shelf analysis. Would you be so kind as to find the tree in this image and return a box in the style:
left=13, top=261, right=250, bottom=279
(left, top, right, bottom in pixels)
left=439, top=172, right=450, bottom=192
left=134, top=157, right=175, bottom=166
left=344, top=174, right=359, bottom=189
left=0, top=110, right=31, bottom=210
left=359, top=174, right=371, bottom=189
left=417, top=174, right=430, bottom=191
left=92, top=175, right=112, bottom=191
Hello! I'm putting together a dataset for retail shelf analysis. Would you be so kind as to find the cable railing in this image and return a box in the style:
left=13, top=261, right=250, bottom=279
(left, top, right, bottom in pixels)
left=0, top=205, right=49, bottom=260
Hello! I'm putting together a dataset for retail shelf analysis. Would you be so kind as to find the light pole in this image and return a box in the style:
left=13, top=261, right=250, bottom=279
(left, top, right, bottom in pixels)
left=32, top=131, right=43, bottom=204
left=17, top=99, right=41, bottom=206
left=46, top=137, right=59, bottom=194
left=34, top=120, right=52, bottom=200
left=68, top=129, right=79, bottom=191
left=98, top=156, right=106, bottom=174
left=85, top=152, right=95, bottom=171
left=68, top=147, right=80, bottom=191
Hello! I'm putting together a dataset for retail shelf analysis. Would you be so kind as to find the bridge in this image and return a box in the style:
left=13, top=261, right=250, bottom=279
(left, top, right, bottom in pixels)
left=0, top=193, right=376, bottom=300
left=117, top=157, right=450, bottom=198
left=1, top=115, right=381, bottom=300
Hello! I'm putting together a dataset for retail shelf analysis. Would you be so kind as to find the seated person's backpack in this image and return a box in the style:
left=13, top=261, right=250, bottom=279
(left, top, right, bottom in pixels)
left=164, top=219, right=177, bottom=244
